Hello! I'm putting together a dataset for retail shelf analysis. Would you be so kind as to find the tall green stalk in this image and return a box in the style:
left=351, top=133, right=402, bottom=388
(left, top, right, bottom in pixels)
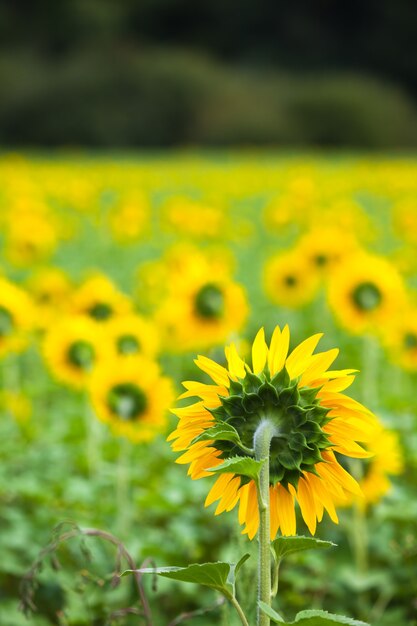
left=254, top=419, right=275, bottom=626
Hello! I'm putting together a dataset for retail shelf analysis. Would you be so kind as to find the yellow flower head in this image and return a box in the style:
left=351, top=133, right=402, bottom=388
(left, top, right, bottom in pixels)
left=43, top=316, right=112, bottom=389
left=382, top=306, right=417, bottom=372
left=169, top=326, right=379, bottom=539
left=264, top=252, right=320, bottom=309
left=156, top=247, right=248, bottom=351
left=327, top=252, right=407, bottom=335
left=70, top=275, right=132, bottom=323
left=297, top=227, right=359, bottom=277
left=106, top=314, right=159, bottom=359
left=354, top=428, right=403, bottom=508
left=109, top=193, right=150, bottom=243
left=26, top=267, right=73, bottom=329
left=0, top=278, right=34, bottom=358
left=5, top=207, right=58, bottom=267
left=89, top=356, right=174, bottom=442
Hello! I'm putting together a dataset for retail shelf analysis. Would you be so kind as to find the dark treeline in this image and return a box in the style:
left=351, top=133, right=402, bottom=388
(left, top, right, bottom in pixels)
left=1, top=0, right=417, bottom=147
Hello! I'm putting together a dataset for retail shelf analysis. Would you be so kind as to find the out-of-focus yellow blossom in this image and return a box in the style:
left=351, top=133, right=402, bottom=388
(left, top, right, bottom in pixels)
left=109, top=193, right=150, bottom=243
left=382, top=307, right=417, bottom=371
left=43, top=316, right=112, bottom=389
left=264, top=251, right=320, bottom=308
left=70, top=275, right=132, bottom=323
left=89, top=356, right=173, bottom=442
left=327, top=252, right=407, bottom=335
left=156, top=247, right=248, bottom=351
left=4, top=207, right=58, bottom=267
left=162, top=197, right=225, bottom=238
left=0, top=278, right=34, bottom=358
left=106, top=314, right=159, bottom=358
left=26, top=267, right=73, bottom=330
left=297, top=228, right=359, bottom=278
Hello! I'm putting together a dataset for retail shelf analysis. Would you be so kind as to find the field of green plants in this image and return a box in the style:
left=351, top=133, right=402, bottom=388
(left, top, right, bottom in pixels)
left=1, top=152, right=416, bottom=626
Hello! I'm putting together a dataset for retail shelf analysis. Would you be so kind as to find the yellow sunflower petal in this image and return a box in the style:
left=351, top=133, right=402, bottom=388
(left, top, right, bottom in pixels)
left=194, top=355, right=230, bottom=387
left=252, top=327, right=268, bottom=374
left=286, top=333, right=323, bottom=379
left=225, top=343, right=246, bottom=380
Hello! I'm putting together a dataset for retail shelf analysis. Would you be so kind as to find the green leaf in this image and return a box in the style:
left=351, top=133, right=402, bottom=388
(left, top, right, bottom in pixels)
left=291, top=609, right=369, bottom=625
left=123, top=561, right=234, bottom=596
left=271, top=536, right=336, bottom=562
left=191, top=422, right=242, bottom=446
left=208, top=455, right=264, bottom=480
left=234, top=553, right=251, bottom=577
left=258, top=601, right=285, bottom=623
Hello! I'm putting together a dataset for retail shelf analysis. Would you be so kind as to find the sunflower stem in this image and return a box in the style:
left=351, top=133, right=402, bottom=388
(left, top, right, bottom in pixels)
left=254, top=419, right=275, bottom=626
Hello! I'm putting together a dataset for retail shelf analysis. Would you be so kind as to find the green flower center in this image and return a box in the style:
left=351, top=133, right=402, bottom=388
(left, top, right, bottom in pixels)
left=67, top=341, right=95, bottom=370
left=210, top=368, right=331, bottom=489
left=107, top=383, right=147, bottom=420
left=284, top=275, right=297, bottom=288
left=352, top=282, right=382, bottom=312
left=117, top=334, right=141, bottom=355
left=89, top=302, right=113, bottom=321
left=194, top=284, right=224, bottom=319
left=315, top=254, right=328, bottom=267
left=0, top=307, right=14, bottom=337
left=404, top=332, right=417, bottom=350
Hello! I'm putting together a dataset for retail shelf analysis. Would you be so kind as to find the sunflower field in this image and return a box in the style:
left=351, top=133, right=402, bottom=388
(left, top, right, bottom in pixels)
left=1, top=152, right=417, bottom=626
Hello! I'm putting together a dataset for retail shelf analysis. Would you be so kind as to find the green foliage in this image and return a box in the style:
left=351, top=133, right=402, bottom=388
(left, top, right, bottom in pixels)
left=259, top=603, right=369, bottom=625
left=272, top=536, right=336, bottom=563
left=208, top=456, right=265, bottom=481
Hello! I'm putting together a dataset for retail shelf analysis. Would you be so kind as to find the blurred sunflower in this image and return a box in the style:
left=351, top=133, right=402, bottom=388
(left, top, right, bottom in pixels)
left=381, top=308, right=417, bottom=371
left=162, top=197, right=225, bottom=238
left=169, top=326, right=379, bottom=539
left=327, top=252, right=407, bottom=335
left=109, top=193, right=150, bottom=243
left=297, top=227, right=358, bottom=277
left=26, top=267, right=73, bottom=329
left=264, top=252, right=320, bottom=308
left=0, top=277, right=34, bottom=358
left=156, top=246, right=247, bottom=351
left=5, top=207, right=58, bottom=267
left=0, top=390, right=32, bottom=423
left=353, top=428, right=403, bottom=508
left=89, top=356, right=174, bottom=442
left=107, top=314, right=159, bottom=358
left=43, top=316, right=111, bottom=388
left=70, top=275, right=132, bottom=323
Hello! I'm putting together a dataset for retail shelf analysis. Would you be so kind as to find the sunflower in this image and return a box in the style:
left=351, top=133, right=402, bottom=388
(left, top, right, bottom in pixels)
left=89, top=356, right=174, bottom=442
left=327, top=252, right=407, bottom=335
left=0, top=277, right=34, bottom=358
left=350, top=428, right=403, bottom=508
left=106, top=314, right=159, bottom=358
left=43, top=316, right=112, bottom=388
left=264, top=252, right=320, bottom=309
left=70, top=275, right=132, bottom=323
left=5, top=207, right=58, bottom=267
left=156, top=247, right=248, bottom=351
left=109, top=193, right=150, bottom=243
left=169, top=326, right=379, bottom=539
left=26, top=267, right=73, bottom=329
left=382, top=307, right=417, bottom=371
left=297, top=227, right=359, bottom=277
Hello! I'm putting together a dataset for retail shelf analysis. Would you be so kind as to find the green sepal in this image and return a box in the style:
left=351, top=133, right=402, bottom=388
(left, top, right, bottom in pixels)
left=229, top=379, right=244, bottom=395
left=221, top=395, right=244, bottom=416
left=208, top=455, right=265, bottom=480
left=258, top=380, right=280, bottom=405
left=242, top=392, right=263, bottom=413
left=299, top=386, right=321, bottom=406
left=277, top=447, right=303, bottom=470
left=271, top=536, right=336, bottom=563
left=243, top=371, right=263, bottom=393
left=270, top=367, right=291, bottom=392
left=279, top=384, right=300, bottom=409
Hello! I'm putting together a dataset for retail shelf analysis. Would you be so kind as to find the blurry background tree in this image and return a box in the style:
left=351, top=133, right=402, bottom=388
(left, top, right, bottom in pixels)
left=1, top=0, right=417, bottom=147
